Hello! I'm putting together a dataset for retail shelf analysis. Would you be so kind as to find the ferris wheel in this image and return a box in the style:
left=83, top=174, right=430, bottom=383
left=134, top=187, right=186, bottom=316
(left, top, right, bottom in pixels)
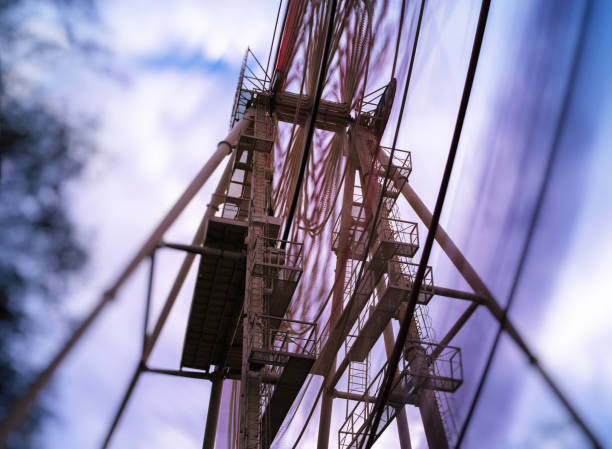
left=0, top=1, right=602, bottom=449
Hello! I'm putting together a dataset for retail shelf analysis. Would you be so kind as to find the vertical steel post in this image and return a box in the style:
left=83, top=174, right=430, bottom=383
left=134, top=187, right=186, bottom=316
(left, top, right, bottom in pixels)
left=382, top=325, right=412, bottom=449
left=240, top=96, right=276, bottom=449
left=389, top=302, right=448, bottom=449
left=317, top=161, right=355, bottom=449
left=202, top=372, right=225, bottom=449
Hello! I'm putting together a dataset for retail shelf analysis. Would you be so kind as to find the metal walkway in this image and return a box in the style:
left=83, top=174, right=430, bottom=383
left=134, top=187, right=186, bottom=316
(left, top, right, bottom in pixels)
left=180, top=218, right=248, bottom=373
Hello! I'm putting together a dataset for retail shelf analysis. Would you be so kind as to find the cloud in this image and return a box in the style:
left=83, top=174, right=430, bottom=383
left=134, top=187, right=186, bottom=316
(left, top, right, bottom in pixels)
left=97, top=0, right=279, bottom=66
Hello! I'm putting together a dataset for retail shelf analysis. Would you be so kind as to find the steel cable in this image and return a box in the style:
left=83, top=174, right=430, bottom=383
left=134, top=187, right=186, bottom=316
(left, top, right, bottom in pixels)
left=391, top=0, right=407, bottom=79
left=359, top=0, right=488, bottom=447
left=454, top=1, right=602, bottom=447
left=267, top=0, right=284, bottom=76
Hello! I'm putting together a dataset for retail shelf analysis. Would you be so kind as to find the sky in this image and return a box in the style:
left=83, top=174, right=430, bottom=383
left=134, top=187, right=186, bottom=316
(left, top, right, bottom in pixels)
left=438, top=1, right=612, bottom=447
left=6, top=0, right=612, bottom=448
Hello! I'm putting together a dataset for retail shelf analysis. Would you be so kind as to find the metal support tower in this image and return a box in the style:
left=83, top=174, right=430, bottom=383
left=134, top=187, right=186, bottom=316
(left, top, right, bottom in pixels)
left=240, top=93, right=275, bottom=449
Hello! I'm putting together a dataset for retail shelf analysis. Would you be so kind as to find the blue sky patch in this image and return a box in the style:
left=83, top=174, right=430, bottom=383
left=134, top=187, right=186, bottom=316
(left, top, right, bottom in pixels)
left=138, top=46, right=233, bottom=74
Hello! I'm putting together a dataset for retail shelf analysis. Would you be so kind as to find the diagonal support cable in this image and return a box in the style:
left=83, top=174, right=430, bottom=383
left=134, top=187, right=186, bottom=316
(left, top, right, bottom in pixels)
left=455, top=1, right=602, bottom=447
left=359, top=1, right=491, bottom=448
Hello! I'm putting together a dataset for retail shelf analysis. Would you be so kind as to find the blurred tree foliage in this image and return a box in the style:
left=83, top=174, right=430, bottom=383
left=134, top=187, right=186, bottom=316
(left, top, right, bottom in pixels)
left=0, top=102, right=89, bottom=448
left=1, top=1, right=94, bottom=446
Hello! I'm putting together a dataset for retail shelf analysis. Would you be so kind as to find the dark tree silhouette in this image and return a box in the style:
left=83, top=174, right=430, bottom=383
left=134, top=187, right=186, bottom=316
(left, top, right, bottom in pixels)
left=1, top=1, right=94, bottom=447
left=0, top=101, right=90, bottom=448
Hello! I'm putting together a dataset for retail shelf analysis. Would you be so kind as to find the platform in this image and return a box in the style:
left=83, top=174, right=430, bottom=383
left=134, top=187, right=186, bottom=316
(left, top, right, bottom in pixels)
left=246, top=315, right=317, bottom=448
left=261, top=354, right=314, bottom=448
left=237, top=114, right=275, bottom=154
left=180, top=217, right=248, bottom=372
left=331, top=212, right=419, bottom=262
left=373, top=218, right=419, bottom=259
left=401, top=341, right=463, bottom=394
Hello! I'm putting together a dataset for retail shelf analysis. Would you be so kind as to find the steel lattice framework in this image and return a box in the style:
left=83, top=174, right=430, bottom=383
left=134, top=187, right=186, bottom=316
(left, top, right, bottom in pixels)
left=0, top=1, right=602, bottom=449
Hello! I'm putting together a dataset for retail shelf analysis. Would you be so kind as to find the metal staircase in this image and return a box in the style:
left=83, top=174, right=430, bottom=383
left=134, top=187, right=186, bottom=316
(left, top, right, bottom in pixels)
left=325, top=123, right=464, bottom=448
left=345, top=315, right=370, bottom=415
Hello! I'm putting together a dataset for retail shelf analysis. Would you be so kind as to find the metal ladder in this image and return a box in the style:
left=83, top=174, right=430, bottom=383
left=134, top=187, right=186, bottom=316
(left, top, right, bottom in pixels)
left=345, top=316, right=370, bottom=417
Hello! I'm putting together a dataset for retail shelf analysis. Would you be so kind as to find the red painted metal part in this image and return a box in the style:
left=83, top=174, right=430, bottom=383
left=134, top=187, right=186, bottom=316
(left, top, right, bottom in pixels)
left=275, top=0, right=306, bottom=82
